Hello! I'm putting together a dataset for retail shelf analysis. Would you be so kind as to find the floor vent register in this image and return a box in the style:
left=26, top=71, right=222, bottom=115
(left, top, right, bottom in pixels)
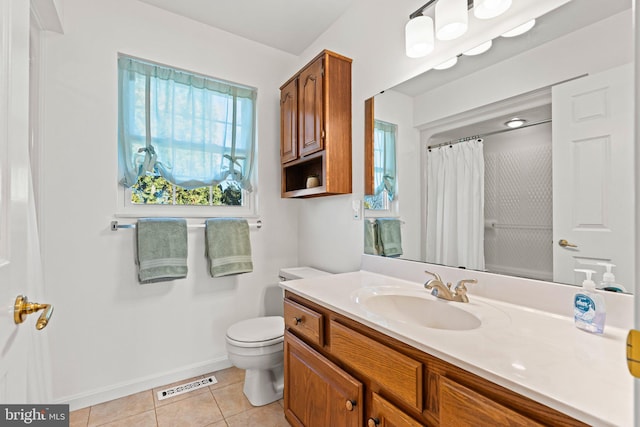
left=156, top=375, right=218, bottom=401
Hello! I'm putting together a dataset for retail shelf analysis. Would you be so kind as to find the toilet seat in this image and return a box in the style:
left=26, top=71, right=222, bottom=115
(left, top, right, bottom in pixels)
left=226, top=316, right=284, bottom=348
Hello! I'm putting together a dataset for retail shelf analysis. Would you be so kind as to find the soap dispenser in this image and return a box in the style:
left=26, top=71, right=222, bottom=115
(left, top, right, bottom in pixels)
left=596, top=262, right=627, bottom=293
left=574, top=269, right=606, bottom=334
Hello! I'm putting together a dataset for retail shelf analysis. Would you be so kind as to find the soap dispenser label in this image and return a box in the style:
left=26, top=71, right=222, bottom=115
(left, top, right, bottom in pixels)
left=575, top=294, right=596, bottom=320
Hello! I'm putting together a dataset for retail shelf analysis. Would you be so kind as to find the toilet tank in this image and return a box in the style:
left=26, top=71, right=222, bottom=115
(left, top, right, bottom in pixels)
left=278, top=267, right=332, bottom=281
left=264, top=267, right=332, bottom=317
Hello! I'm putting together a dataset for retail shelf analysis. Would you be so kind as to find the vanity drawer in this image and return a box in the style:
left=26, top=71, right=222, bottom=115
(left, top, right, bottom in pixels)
left=439, top=377, right=543, bottom=427
left=284, top=299, right=324, bottom=346
left=329, top=320, right=423, bottom=412
left=369, top=392, right=425, bottom=427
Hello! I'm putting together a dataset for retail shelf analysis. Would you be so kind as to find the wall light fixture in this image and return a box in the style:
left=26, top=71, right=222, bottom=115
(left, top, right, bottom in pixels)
left=405, top=0, right=511, bottom=59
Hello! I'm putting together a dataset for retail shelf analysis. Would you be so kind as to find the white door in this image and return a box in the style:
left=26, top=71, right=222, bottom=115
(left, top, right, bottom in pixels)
left=552, top=64, right=635, bottom=289
left=0, top=0, right=33, bottom=402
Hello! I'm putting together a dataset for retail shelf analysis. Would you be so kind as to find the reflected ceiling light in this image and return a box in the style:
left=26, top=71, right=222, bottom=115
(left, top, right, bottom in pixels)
left=501, top=19, right=536, bottom=37
left=474, top=0, right=512, bottom=20
left=405, top=15, right=435, bottom=58
left=505, top=117, right=526, bottom=128
left=434, top=57, right=458, bottom=70
left=435, top=0, right=468, bottom=41
left=462, top=40, right=492, bottom=56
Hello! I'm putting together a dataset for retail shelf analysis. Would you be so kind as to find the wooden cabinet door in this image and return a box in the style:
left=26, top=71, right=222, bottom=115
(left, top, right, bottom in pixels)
left=298, top=57, right=324, bottom=157
left=280, top=78, right=298, bottom=163
left=368, top=393, right=425, bottom=427
left=284, top=331, right=363, bottom=427
left=440, top=377, right=543, bottom=427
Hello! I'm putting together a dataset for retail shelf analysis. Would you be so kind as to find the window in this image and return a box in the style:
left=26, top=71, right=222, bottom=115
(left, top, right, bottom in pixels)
left=117, top=55, right=257, bottom=210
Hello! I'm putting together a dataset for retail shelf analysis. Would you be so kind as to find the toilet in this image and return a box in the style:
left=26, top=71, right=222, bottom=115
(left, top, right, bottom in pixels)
left=225, top=267, right=331, bottom=406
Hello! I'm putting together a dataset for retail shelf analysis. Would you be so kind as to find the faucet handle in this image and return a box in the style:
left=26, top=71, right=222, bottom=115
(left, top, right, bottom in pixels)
left=451, top=279, right=476, bottom=303
left=424, top=270, right=443, bottom=283
left=454, top=279, right=477, bottom=293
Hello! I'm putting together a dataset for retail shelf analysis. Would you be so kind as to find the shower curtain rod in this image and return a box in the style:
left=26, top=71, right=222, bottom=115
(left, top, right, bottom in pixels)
left=427, top=118, right=552, bottom=151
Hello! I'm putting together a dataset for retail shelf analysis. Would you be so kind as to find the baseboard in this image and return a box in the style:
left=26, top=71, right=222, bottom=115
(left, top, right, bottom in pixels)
left=56, top=357, right=232, bottom=411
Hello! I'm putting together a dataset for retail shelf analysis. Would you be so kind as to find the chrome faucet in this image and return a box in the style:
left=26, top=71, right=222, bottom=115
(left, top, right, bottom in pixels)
left=424, top=271, right=476, bottom=303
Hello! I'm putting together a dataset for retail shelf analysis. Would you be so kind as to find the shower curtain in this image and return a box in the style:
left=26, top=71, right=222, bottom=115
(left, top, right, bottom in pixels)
left=426, top=139, right=485, bottom=270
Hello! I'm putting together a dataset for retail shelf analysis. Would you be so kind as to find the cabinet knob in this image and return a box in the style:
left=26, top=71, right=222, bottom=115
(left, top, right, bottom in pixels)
left=293, top=316, right=302, bottom=325
left=345, top=399, right=356, bottom=411
left=367, top=418, right=380, bottom=427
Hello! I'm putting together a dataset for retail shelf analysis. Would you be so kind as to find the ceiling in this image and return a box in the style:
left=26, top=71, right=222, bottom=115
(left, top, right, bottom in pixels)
left=137, top=0, right=354, bottom=55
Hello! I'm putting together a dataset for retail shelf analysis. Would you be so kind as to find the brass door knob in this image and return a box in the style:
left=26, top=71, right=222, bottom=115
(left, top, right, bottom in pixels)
left=345, top=399, right=356, bottom=411
left=367, top=418, right=380, bottom=427
left=14, top=295, right=53, bottom=330
left=558, top=239, right=578, bottom=248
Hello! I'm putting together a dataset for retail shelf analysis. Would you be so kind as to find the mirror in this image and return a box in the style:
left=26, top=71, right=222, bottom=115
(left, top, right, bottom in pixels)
left=364, top=0, right=636, bottom=293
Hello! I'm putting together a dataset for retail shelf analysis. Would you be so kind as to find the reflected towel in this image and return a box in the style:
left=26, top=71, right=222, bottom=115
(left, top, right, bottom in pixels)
left=205, top=218, right=253, bottom=277
left=136, top=218, right=188, bottom=284
left=364, top=221, right=379, bottom=255
left=376, top=218, right=403, bottom=257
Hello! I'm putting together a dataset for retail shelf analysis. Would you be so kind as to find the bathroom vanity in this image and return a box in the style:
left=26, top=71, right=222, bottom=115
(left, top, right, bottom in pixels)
left=280, top=262, right=632, bottom=427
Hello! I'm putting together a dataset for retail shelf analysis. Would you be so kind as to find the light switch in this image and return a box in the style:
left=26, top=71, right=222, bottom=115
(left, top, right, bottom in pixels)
left=352, top=200, right=362, bottom=220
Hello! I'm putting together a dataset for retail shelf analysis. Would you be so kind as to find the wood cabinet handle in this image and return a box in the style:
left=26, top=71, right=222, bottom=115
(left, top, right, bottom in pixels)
left=345, top=399, right=356, bottom=411
left=293, top=316, right=302, bottom=325
left=367, top=418, right=380, bottom=427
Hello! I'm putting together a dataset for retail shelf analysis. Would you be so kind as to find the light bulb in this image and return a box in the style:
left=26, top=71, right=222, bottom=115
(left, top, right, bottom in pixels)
left=501, top=19, right=536, bottom=38
left=434, top=57, right=458, bottom=70
left=405, top=15, right=435, bottom=58
left=474, top=0, right=512, bottom=20
left=436, top=0, right=468, bottom=41
left=505, top=117, right=526, bottom=128
left=463, top=40, right=492, bottom=56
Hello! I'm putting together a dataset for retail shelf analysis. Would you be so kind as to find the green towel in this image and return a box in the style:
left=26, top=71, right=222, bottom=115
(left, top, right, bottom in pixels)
left=364, top=221, right=380, bottom=255
left=205, top=218, right=253, bottom=277
left=376, top=218, right=403, bottom=257
left=136, top=218, right=188, bottom=283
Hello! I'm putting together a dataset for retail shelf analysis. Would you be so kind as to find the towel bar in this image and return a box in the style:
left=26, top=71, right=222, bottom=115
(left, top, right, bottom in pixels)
left=365, top=218, right=405, bottom=225
left=110, top=219, right=262, bottom=231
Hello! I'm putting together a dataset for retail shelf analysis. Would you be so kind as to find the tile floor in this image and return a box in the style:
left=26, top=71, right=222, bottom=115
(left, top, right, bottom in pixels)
left=69, top=367, right=289, bottom=427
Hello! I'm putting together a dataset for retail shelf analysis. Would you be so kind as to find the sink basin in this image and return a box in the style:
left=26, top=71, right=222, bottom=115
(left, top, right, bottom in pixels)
left=363, top=294, right=481, bottom=330
left=352, top=286, right=508, bottom=331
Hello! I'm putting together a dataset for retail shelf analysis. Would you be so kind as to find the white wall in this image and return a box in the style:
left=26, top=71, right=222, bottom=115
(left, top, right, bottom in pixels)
left=39, top=0, right=299, bottom=408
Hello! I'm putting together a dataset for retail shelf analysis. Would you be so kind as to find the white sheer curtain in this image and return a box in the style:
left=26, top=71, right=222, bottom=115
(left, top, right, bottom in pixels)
left=118, top=56, right=257, bottom=191
left=426, top=139, right=485, bottom=270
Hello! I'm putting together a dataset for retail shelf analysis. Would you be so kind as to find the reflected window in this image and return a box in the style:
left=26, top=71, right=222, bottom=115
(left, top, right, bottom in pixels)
left=366, top=120, right=397, bottom=210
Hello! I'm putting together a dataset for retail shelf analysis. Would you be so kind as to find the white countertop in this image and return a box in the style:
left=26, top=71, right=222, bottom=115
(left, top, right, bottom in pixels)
left=280, top=270, right=633, bottom=427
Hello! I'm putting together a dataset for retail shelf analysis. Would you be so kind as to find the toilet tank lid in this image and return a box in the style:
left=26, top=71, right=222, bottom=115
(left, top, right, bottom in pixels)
left=278, top=267, right=332, bottom=281
left=226, top=316, right=284, bottom=343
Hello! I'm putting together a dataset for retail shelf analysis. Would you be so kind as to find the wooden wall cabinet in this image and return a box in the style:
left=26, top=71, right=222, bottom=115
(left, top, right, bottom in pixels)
left=280, top=50, right=352, bottom=198
left=283, top=292, right=590, bottom=427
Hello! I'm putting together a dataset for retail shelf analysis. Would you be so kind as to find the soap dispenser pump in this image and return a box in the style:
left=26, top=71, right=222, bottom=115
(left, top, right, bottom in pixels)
left=573, top=269, right=606, bottom=334
left=596, top=262, right=627, bottom=293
